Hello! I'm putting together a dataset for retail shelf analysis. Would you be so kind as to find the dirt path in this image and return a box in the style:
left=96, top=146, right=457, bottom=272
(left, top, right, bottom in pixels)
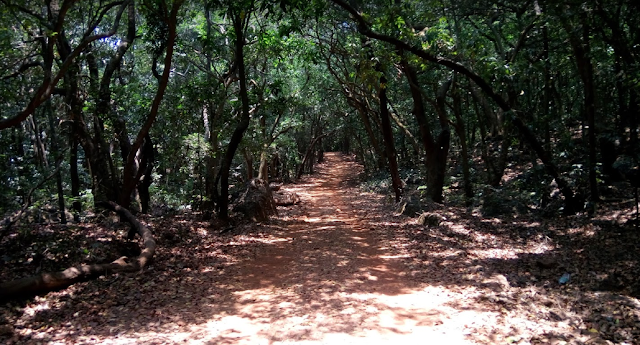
left=9, top=152, right=637, bottom=344
left=178, top=152, right=474, bottom=344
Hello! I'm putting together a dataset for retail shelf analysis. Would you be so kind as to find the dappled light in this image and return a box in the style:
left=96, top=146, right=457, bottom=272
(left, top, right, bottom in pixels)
left=2, top=153, right=638, bottom=344
left=2, top=0, right=640, bottom=343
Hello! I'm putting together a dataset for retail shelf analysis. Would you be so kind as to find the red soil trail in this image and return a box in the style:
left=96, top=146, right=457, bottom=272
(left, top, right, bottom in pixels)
left=5, top=152, right=636, bottom=344
left=198, top=152, right=469, bottom=344
left=1, top=153, right=479, bottom=344
left=235, top=152, right=412, bottom=296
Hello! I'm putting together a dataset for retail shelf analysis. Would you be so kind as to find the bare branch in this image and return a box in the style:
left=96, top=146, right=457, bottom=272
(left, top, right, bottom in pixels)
left=1, top=61, right=42, bottom=80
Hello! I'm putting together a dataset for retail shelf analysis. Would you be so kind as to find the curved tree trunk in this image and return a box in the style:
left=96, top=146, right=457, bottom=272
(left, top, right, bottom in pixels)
left=0, top=202, right=156, bottom=300
left=333, top=0, right=581, bottom=212
left=120, top=1, right=183, bottom=210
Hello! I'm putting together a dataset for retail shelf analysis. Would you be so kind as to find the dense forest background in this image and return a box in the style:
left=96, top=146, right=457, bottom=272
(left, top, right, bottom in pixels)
left=1, top=0, right=639, bottom=221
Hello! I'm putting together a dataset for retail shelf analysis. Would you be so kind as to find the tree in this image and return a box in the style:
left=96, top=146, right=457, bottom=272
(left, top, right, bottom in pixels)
left=214, top=2, right=255, bottom=220
left=330, top=0, right=583, bottom=211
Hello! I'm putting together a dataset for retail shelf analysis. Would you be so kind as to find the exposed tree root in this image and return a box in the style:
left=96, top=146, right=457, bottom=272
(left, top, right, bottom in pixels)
left=0, top=202, right=156, bottom=300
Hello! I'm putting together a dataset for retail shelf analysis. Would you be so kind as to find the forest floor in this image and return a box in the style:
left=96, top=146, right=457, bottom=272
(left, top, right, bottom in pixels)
left=1, top=152, right=640, bottom=344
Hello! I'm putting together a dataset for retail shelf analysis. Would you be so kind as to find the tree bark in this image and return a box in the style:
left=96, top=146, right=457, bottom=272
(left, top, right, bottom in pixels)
left=138, top=134, right=155, bottom=214
left=564, top=19, right=599, bottom=201
left=216, top=9, right=252, bottom=220
left=258, top=151, right=269, bottom=181
left=452, top=80, right=473, bottom=203
left=69, top=135, right=81, bottom=219
left=401, top=58, right=450, bottom=203
left=378, top=75, right=403, bottom=202
left=45, top=99, right=66, bottom=223
left=120, top=0, right=183, bottom=210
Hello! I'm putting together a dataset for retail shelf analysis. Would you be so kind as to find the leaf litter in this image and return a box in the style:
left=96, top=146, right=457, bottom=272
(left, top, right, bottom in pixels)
left=1, top=152, right=639, bottom=344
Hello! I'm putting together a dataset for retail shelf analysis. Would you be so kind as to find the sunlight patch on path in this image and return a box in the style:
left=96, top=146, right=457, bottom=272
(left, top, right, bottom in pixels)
left=93, top=286, right=497, bottom=345
left=101, top=291, right=486, bottom=344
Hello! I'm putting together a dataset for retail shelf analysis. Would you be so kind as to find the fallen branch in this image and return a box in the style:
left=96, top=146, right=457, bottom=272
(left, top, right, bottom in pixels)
left=0, top=201, right=156, bottom=300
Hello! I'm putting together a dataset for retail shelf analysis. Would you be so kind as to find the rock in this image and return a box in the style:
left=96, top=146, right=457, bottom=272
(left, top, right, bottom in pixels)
left=273, top=191, right=300, bottom=206
left=396, top=196, right=422, bottom=216
left=417, top=212, right=442, bottom=226
left=233, top=178, right=278, bottom=221
left=558, top=273, right=571, bottom=285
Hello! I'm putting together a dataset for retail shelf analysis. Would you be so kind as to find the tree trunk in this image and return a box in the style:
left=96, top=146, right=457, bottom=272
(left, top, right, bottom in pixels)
left=270, top=152, right=281, bottom=180
left=258, top=150, right=269, bottom=181
left=333, top=0, right=581, bottom=212
left=630, top=90, right=639, bottom=149
left=78, top=35, right=120, bottom=206
left=244, top=149, right=254, bottom=181
left=452, top=80, right=473, bottom=203
left=565, top=20, right=599, bottom=201
left=401, top=58, right=450, bottom=203
left=138, top=134, right=154, bottom=214
left=28, top=115, right=47, bottom=168
left=69, top=135, right=81, bottom=220
left=378, top=75, right=403, bottom=202
left=45, top=99, right=66, bottom=223
left=120, top=0, right=182, bottom=210
left=217, top=9, right=251, bottom=220
left=0, top=201, right=155, bottom=300
left=204, top=101, right=224, bottom=210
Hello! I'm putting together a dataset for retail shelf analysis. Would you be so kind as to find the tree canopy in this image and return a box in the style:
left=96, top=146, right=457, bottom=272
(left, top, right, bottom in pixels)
left=0, top=0, right=638, bottom=218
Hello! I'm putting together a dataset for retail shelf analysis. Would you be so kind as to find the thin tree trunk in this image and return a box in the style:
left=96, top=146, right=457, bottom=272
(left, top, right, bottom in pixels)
left=452, top=80, right=473, bottom=203
left=217, top=9, right=251, bottom=220
left=378, top=75, right=403, bottom=202
left=138, top=134, right=154, bottom=214
left=333, top=0, right=581, bottom=212
left=120, top=0, right=183, bottom=210
left=565, top=20, right=599, bottom=201
left=45, top=99, right=66, bottom=223
left=69, top=135, right=81, bottom=219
